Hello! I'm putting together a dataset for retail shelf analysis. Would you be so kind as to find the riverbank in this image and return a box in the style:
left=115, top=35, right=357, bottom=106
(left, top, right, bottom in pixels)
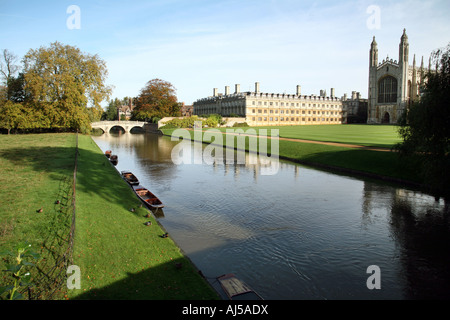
left=72, top=134, right=219, bottom=299
left=160, top=126, right=425, bottom=190
left=0, top=133, right=218, bottom=300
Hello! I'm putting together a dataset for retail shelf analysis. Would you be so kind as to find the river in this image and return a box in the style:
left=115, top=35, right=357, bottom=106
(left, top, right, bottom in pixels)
left=92, top=131, right=450, bottom=300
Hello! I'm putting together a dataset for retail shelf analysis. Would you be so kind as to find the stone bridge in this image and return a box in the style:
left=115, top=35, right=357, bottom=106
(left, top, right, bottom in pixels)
left=91, top=121, right=147, bottom=134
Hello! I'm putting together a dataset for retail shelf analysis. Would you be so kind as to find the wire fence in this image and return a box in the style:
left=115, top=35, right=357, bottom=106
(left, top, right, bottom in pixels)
left=25, top=133, right=79, bottom=300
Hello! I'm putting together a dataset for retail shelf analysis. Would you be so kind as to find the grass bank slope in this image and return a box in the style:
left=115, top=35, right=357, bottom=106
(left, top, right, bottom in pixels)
left=72, top=135, right=218, bottom=300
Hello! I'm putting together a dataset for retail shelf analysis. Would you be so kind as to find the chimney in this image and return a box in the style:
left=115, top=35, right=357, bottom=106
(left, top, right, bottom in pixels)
left=235, top=84, right=240, bottom=94
left=213, top=88, right=218, bottom=97
left=352, top=91, right=357, bottom=100
left=320, top=90, right=324, bottom=97
left=296, top=85, right=301, bottom=96
left=255, top=82, right=260, bottom=93
left=330, top=88, right=335, bottom=98
left=225, top=86, right=230, bottom=95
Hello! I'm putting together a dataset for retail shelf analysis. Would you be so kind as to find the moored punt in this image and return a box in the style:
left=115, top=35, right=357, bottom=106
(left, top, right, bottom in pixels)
left=121, top=170, right=140, bottom=185
left=133, top=185, right=164, bottom=209
left=217, top=273, right=263, bottom=300
left=105, top=150, right=112, bottom=158
left=110, top=155, right=118, bottom=165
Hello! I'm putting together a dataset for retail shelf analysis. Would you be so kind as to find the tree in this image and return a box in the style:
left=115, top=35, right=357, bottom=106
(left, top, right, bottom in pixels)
left=22, top=42, right=111, bottom=132
left=101, top=97, right=135, bottom=121
left=132, top=78, right=181, bottom=121
left=102, top=98, right=120, bottom=121
left=396, top=43, right=450, bottom=197
left=0, top=49, right=21, bottom=102
left=6, top=73, right=28, bottom=103
left=0, top=101, right=23, bottom=134
left=0, top=49, right=19, bottom=85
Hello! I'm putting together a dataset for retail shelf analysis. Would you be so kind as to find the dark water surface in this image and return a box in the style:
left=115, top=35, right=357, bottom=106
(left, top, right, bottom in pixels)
left=92, top=132, right=450, bottom=300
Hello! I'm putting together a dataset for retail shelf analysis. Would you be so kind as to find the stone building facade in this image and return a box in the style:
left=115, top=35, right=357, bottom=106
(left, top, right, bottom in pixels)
left=367, top=29, right=429, bottom=124
left=118, top=98, right=134, bottom=120
left=343, top=91, right=368, bottom=123
left=193, top=82, right=347, bottom=126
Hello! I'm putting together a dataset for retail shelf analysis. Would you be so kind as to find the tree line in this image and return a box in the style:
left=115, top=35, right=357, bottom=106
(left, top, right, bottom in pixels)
left=0, top=43, right=182, bottom=134
left=0, top=43, right=111, bottom=134
left=396, top=43, right=450, bottom=197
left=102, top=78, right=182, bottom=123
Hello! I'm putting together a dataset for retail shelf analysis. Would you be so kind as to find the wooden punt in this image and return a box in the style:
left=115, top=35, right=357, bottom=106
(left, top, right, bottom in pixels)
left=217, top=273, right=263, bottom=300
left=121, top=170, right=140, bottom=185
left=133, top=185, right=164, bottom=209
left=110, top=155, right=118, bottom=165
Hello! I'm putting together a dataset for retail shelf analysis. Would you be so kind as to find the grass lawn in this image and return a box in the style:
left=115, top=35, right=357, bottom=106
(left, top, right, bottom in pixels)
left=277, top=139, right=421, bottom=183
left=0, top=133, right=218, bottom=300
left=0, top=133, right=77, bottom=299
left=223, top=124, right=403, bottom=148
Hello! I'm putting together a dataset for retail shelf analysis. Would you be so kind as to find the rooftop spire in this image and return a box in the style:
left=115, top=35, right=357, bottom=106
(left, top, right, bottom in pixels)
left=401, top=28, right=408, bottom=43
left=399, top=28, right=409, bottom=64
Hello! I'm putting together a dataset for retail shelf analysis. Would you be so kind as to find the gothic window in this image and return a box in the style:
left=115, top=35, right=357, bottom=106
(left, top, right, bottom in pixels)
left=378, top=76, right=397, bottom=103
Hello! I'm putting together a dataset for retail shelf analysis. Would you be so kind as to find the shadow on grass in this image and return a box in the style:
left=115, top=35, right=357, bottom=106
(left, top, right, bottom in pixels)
left=0, top=146, right=75, bottom=181
left=0, top=142, right=140, bottom=212
left=278, top=142, right=425, bottom=191
left=71, top=256, right=220, bottom=300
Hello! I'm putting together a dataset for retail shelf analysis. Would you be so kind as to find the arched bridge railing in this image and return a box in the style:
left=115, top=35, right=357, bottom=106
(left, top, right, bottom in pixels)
left=91, top=121, right=146, bottom=134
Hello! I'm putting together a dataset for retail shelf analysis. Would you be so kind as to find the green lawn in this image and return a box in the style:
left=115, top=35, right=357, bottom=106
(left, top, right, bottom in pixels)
left=277, top=139, right=421, bottom=183
left=0, top=133, right=218, bottom=300
left=0, top=133, right=77, bottom=299
left=230, top=124, right=402, bottom=148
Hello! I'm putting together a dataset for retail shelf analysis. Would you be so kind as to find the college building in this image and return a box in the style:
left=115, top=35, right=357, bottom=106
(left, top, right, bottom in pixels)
left=193, top=82, right=351, bottom=126
left=367, top=29, right=430, bottom=124
left=193, top=29, right=433, bottom=126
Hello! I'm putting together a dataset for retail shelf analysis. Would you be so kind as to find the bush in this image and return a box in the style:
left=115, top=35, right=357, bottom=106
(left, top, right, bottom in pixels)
left=158, top=123, right=179, bottom=130
left=159, top=116, right=199, bottom=129
left=232, top=122, right=249, bottom=127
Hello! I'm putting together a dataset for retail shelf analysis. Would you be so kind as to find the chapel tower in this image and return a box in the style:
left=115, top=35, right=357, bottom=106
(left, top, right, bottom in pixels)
left=367, top=29, right=427, bottom=124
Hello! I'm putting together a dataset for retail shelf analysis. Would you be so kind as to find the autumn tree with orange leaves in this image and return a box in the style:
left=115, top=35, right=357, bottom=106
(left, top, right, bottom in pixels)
left=132, top=79, right=181, bottom=122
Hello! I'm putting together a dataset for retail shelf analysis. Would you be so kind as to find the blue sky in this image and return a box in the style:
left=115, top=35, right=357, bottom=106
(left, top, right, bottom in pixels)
left=1, top=0, right=449, bottom=105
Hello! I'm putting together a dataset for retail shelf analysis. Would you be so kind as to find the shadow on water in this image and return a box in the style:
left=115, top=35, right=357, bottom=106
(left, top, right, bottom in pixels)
left=389, top=197, right=450, bottom=299
left=280, top=146, right=425, bottom=193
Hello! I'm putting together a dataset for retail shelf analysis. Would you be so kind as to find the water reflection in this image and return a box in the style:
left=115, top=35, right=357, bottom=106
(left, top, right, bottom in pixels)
left=362, top=182, right=450, bottom=299
left=92, top=132, right=450, bottom=299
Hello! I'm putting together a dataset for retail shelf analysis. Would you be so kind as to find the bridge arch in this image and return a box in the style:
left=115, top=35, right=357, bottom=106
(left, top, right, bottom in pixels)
left=91, top=121, right=146, bottom=134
